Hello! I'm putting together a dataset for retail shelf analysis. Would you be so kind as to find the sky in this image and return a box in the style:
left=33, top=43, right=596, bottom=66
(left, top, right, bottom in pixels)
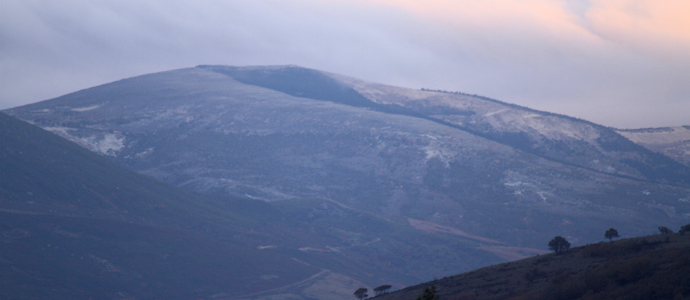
left=1, top=0, right=688, bottom=129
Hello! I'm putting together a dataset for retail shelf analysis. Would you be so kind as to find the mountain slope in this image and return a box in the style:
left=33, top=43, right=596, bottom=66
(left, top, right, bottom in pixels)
left=0, top=112, right=511, bottom=300
left=0, top=112, right=322, bottom=299
left=199, top=64, right=690, bottom=186
left=6, top=66, right=690, bottom=293
left=375, top=231, right=690, bottom=300
left=329, top=70, right=690, bottom=186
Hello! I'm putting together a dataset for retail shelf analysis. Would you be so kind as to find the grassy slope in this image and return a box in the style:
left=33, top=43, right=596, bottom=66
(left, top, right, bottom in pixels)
left=376, top=232, right=690, bottom=300
left=0, top=112, right=320, bottom=299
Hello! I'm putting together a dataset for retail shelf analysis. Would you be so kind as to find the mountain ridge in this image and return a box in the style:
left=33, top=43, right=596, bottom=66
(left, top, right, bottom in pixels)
left=617, top=126, right=690, bottom=168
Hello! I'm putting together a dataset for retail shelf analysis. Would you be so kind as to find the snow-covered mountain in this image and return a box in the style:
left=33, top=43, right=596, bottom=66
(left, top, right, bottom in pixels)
left=6, top=65, right=690, bottom=296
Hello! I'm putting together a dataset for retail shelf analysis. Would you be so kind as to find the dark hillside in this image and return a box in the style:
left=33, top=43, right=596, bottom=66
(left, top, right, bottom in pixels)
left=0, top=112, right=320, bottom=299
left=199, top=65, right=377, bottom=109
left=0, top=111, right=272, bottom=225
left=375, top=232, right=690, bottom=300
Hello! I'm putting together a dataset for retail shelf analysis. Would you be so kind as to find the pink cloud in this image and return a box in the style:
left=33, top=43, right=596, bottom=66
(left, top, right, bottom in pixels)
left=348, top=0, right=689, bottom=60
left=587, top=0, right=690, bottom=60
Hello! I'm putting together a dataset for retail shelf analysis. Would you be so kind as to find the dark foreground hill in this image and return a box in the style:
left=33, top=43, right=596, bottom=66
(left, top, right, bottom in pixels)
left=376, top=231, right=690, bottom=300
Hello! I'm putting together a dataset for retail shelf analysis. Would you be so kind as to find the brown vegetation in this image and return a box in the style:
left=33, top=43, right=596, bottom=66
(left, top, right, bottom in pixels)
left=375, top=232, right=690, bottom=300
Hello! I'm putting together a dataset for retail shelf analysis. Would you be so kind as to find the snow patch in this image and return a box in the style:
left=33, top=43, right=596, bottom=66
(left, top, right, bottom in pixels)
left=422, top=138, right=456, bottom=166
left=44, top=126, right=72, bottom=137
left=484, top=109, right=508, bottom=117
left=486, top=109, right=600, bottom=141
left=424, top=148, right=443, bottom=160
left=85, top=134, right=124, bottom=156
left=423, top=146, right=452, bottom=167
left=43, top=127, right=125, bottom=156
left=71, top=104, right=101, bottom=112
left=135, top=147, right=154, bottom=158
left=299, top=247, right=339, bottom=252
left=424, top=134, right=438, bottom=140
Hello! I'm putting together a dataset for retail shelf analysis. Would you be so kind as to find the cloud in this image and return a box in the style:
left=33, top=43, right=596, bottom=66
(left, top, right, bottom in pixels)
left=0, top=0, right=688, bottom=128
left=341, top=0, right=690, bottom=128
left=587, top=0, right=690, bottom=58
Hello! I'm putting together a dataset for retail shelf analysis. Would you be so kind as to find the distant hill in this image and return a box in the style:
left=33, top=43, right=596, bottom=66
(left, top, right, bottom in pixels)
left=375, top=231, right=690, bottom=300
left=617, top=126, right=690, bottom=167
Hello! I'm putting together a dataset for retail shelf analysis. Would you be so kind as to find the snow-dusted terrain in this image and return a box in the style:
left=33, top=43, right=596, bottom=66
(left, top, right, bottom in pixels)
left=618, top=126, right=690, bottom=167
left=6, top=65, right=690, bottom=299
